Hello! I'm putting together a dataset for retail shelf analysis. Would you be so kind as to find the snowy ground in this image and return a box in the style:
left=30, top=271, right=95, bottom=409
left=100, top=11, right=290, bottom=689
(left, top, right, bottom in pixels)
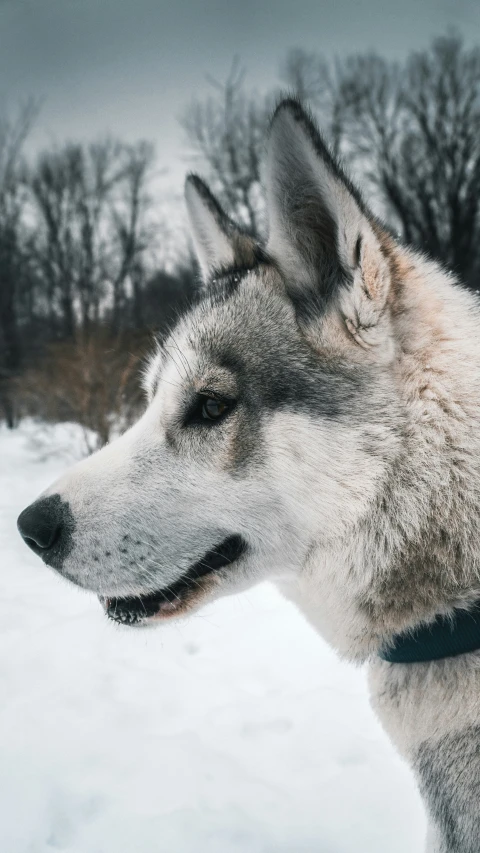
left=0, top=422, right=426, bottom=853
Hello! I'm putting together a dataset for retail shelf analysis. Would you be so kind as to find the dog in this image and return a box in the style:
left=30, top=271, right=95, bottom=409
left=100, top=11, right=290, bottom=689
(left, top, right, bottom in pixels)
left=17, top=99, right=480, bottom=852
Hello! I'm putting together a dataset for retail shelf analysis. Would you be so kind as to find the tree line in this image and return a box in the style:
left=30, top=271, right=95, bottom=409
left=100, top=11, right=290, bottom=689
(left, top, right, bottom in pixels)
left=1, top=33, right=479, bottom=446
left=0, top=106, right=196, bottom=439
left=184, top=34, right=480, bottom=288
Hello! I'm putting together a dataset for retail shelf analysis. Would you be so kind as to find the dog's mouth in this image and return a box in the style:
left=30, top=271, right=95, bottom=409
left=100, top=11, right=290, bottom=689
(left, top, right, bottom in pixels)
left=99, top=534, right=246, bottom=626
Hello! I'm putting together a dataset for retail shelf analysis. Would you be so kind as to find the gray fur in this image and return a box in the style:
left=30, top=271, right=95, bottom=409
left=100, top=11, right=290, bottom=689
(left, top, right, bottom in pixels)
left=417, top=726, right=480, bottom=852
left=17, top=99, right=480, bottom=850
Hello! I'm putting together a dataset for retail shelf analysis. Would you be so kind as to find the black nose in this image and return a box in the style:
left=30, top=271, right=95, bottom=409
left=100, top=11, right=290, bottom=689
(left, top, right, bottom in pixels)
left=17, top=495, right=64, bottom=553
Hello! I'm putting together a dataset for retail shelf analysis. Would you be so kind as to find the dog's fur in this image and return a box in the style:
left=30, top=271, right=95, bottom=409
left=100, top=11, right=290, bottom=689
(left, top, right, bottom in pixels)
left=18, top=100, right=480, bottom=851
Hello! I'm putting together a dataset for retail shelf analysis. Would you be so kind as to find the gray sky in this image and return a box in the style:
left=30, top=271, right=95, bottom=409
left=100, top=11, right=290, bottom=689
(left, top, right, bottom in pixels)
left=1, top=0, right=479, bottom=196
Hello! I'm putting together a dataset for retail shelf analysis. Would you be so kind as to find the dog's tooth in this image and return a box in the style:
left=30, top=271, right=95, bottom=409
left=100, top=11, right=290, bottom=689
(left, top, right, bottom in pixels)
left=159, top=600, right=180, bottom=613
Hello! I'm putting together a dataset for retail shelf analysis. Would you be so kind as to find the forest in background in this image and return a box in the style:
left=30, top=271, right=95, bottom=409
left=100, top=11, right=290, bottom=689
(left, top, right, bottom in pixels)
left=1, top=34, right=479, bottom=449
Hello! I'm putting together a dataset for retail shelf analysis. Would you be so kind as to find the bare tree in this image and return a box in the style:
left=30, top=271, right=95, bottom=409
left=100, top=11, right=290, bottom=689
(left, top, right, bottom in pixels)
left=283, top=36, right=480, bottom=289
left=390, top=35, right=480, bottom=287
left=108, top=141, right=156, bottom=331
left=281, top=49, right=351, bottom=156
left=181, top=60, right=274, bottom=237
left=29, top=138, right=157, bottom=338
left=0, top=110, right=196, bottom=434
left=0, top=100, right=38, bottom=427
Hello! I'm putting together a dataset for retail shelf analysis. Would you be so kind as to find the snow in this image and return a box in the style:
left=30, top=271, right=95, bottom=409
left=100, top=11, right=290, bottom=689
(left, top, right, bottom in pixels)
left=0, top=421, right=426, bottom=852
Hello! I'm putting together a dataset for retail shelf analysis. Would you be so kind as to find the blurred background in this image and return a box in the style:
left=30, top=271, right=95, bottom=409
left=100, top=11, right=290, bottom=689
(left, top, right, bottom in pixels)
left=1, top=3, right=480, bottom=852
left=1, top=0, right=480, bottom=448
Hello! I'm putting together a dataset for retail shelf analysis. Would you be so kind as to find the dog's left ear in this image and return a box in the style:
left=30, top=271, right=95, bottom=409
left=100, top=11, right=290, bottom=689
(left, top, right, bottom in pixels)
left=266, top=99, right=392, bottom=350
left=185, top=175, right=237, bottom=280
left=185, top=174, right=261, bottom=283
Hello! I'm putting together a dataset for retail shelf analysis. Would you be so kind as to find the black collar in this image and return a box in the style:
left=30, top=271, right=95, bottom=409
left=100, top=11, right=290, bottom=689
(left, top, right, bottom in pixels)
left=379, top=601, right=480, bottom=664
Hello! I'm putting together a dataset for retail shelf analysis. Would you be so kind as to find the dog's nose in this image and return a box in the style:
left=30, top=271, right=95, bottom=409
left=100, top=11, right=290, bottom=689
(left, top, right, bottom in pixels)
left=17, top=495, right=63, bottom=552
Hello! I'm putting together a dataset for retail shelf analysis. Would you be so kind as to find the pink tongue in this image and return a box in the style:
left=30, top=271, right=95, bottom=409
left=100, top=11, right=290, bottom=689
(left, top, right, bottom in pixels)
left=157, top=600, right=179, bottom=613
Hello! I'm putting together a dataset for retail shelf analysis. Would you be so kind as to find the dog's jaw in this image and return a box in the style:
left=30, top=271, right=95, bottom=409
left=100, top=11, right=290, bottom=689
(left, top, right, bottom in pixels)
left=99, top=534, right=247, bottom=626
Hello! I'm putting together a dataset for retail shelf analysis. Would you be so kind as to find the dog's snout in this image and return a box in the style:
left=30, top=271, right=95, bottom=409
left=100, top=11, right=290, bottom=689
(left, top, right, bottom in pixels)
left=17, top=494, right=69, bottom=556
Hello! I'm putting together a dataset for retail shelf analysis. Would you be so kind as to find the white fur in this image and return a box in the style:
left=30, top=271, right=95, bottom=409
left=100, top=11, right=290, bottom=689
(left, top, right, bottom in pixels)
left=185, top=179, right=235, bottom=278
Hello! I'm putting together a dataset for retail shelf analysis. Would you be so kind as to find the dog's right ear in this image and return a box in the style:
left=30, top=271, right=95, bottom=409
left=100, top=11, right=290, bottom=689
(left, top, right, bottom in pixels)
left=185, top=175, right=239, bottom=281
left=265, top=99, right=393, bottom=354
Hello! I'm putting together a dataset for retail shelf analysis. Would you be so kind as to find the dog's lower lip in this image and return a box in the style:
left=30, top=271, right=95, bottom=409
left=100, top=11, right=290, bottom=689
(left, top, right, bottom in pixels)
left=100, top=534, right=246, bottom=626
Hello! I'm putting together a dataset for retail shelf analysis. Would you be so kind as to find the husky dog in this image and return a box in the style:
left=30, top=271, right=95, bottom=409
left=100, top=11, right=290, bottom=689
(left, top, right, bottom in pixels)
left=18, top=100, right=480, bottom=851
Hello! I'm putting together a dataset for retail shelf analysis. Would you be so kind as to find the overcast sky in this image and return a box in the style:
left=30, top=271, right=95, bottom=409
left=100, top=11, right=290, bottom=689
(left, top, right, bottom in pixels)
left=1, top=0, right=479, bottom=196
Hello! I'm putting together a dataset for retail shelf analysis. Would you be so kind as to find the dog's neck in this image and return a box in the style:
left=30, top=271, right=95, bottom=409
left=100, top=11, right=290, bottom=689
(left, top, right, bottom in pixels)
left=282, top=248, right=480, bottom=664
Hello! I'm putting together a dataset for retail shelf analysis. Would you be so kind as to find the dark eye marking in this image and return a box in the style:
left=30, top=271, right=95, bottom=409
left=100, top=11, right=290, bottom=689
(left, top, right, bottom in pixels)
left=354, top=234, right=363, bottom=267
left=210, top=268, right=246, bottom=290
left=184, top=390, right=236, bottom=427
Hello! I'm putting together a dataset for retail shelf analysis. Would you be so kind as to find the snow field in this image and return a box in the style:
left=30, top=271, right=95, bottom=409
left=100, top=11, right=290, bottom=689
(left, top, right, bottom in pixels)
left=0, top=422, right=425, bottom=852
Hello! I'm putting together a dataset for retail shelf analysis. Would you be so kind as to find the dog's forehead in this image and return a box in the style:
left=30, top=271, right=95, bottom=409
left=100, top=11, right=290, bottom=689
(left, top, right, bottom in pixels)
left=144, top=270, right=294, bottom=401
left=161, top=270, right=285, bottom=364
left=189, top=271, right=294, bottom=357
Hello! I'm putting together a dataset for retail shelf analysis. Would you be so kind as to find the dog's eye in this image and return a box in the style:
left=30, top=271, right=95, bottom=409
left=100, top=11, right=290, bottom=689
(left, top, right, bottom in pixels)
left=185, top=392, right=235, bottom=428
left=201, top=397, right=229, bottom=421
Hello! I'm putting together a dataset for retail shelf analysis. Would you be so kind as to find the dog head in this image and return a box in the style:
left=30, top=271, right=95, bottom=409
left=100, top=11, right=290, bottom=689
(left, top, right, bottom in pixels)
left=17, top=100, right=401, bottom=626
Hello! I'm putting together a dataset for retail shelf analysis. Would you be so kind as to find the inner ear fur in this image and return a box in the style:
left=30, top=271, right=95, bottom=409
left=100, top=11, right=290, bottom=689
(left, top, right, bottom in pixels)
left=185, top=174, right=262, bottom=283
left=185, top=174, right=237, bottom=280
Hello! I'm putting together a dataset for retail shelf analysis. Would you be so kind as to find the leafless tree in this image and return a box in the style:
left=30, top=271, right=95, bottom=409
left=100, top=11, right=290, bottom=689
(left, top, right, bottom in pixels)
left=0, top=99, right=38, bottom=427
left=108, top=141, right=156, bottom=331
left=181, top=60, right=274, bottom=237
left=390, top=35, right=480, bottom=288
left=29, top=138, right=157, bottom=338
left=0, top=108, right=197, bottom=437
left=283, top=35, right=480, bottom=289
left=281, top=49, right=351, bottom=157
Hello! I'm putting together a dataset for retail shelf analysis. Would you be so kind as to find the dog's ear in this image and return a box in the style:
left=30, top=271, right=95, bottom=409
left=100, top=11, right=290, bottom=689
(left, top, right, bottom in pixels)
left=184, top=175, right=241, bottom=281
left=266, top=99, right=391, bottom=350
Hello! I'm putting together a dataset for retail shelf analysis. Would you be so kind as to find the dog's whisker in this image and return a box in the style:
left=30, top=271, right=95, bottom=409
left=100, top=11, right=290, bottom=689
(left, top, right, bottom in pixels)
left=162, top=343, right=191, bottom=387
left=167, top=333, right=194, bottom=385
